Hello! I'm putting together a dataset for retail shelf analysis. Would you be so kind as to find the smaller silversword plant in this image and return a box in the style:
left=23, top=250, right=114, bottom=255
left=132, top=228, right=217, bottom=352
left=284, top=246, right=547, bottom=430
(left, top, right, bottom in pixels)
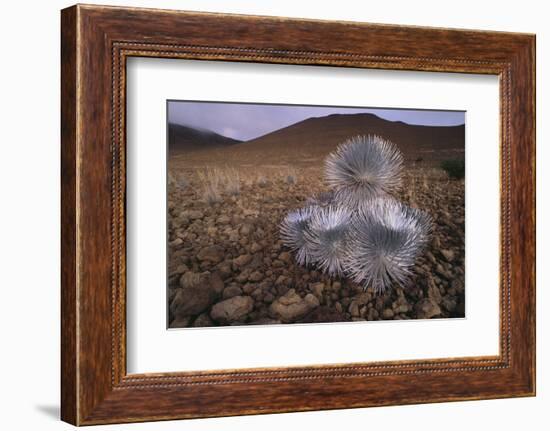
left=304, top=205, right=352, bottom=276
left=344, top=198, right=432, bottom=293
left=279, top=206, right=317, bottom=266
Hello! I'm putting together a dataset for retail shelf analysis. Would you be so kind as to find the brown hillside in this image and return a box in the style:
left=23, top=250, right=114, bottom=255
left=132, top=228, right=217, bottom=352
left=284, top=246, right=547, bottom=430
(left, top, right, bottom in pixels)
left=170, top=113, right=464, bottom=167
left=168, top=123, right=242, bottom=153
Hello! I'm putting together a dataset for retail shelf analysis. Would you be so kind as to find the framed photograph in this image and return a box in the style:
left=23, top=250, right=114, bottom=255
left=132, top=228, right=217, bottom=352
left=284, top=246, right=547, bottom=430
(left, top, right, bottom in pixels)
left=61, top=4, right=535, bottom=425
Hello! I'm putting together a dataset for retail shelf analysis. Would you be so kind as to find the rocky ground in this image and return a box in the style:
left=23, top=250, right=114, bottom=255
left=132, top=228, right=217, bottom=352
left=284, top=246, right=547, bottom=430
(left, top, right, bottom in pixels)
left=167, top=165, right=465, bottom=328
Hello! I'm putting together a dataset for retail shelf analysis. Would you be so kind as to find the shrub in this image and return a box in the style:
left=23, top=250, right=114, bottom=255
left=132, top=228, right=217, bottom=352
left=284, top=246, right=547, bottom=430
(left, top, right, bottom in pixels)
left=284, top=166, right=298, bottom=185
left=257, top=175, right=268, bottom=187
left=177, top=175, right=189, bottom=189
left=440, top=159, right=465, bottom=179
left=167, top=172, right=177, bottom=188
left=168, top=172, right=188, bottom=190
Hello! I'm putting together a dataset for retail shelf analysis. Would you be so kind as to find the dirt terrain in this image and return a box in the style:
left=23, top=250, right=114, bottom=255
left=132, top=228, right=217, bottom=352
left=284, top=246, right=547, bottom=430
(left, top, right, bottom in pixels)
left=167, top=114, right=465, bottom=328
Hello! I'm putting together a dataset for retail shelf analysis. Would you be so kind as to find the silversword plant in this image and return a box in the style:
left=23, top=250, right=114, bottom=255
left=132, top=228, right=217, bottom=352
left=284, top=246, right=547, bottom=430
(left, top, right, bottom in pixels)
left=303, top=205, right=352, bottom=276
left=280, top=206, right=318, bottom=266
left=344, top=198, right=432, bottom=293
left=325, top=135, right=403, bottom=207
left=280, top=134, right=432, bottom=293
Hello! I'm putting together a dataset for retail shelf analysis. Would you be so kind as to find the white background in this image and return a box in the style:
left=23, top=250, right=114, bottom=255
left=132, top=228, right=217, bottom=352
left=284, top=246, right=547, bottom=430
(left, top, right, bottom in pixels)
left=127, top=59, right=500, bottom=373
left=0, top=0, right=546, bottom=430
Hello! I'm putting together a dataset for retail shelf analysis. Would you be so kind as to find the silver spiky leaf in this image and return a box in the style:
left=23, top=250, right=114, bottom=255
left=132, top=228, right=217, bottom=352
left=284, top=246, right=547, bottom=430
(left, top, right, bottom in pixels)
left=325, top=135, right=403, bottom=206
left=344, top=197, right=432, bottom=293
left=279, top=206, right=317, bottom=266
left=304, top=205, right=352, bottom=276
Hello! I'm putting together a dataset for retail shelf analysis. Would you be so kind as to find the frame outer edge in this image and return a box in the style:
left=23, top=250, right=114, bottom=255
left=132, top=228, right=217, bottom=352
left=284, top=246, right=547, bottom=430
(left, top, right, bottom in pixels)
left=531, top=35, right=537, bottom=396
left=61, top=4, right=536, bottom=424
left=522, top=34, right=536, bottom=395
left=526, top=35, right=536, bottom=395
left=504, top=34, right=536, bottom=395
left=61, top=4, right=81, bottom=426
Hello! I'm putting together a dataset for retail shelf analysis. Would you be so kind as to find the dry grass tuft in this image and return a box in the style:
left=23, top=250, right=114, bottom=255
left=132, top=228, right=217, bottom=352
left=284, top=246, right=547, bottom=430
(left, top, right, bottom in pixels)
left=222, top=167, right=241, bottom=196
left=196, top=167, right=223, bottom=204
left=195, top=166, right=242, bottom=203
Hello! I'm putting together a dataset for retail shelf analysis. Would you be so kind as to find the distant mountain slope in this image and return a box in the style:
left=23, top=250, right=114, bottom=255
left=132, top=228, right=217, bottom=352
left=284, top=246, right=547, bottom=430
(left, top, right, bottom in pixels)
left=170, top=113, right=465, bottom=167
left=226, top=113, right=464, bottom=162
left=168, top=123, right=242, bottom=152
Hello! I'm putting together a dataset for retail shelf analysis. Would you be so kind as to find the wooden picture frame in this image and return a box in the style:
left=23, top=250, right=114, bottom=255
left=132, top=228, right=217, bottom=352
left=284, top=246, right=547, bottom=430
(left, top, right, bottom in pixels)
left=61, top=4, right=535, bottom=425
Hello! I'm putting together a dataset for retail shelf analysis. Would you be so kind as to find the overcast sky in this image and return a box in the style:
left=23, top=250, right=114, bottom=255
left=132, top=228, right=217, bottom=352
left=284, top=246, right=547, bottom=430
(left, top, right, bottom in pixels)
left=168, top=100, right=465, bottom=142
